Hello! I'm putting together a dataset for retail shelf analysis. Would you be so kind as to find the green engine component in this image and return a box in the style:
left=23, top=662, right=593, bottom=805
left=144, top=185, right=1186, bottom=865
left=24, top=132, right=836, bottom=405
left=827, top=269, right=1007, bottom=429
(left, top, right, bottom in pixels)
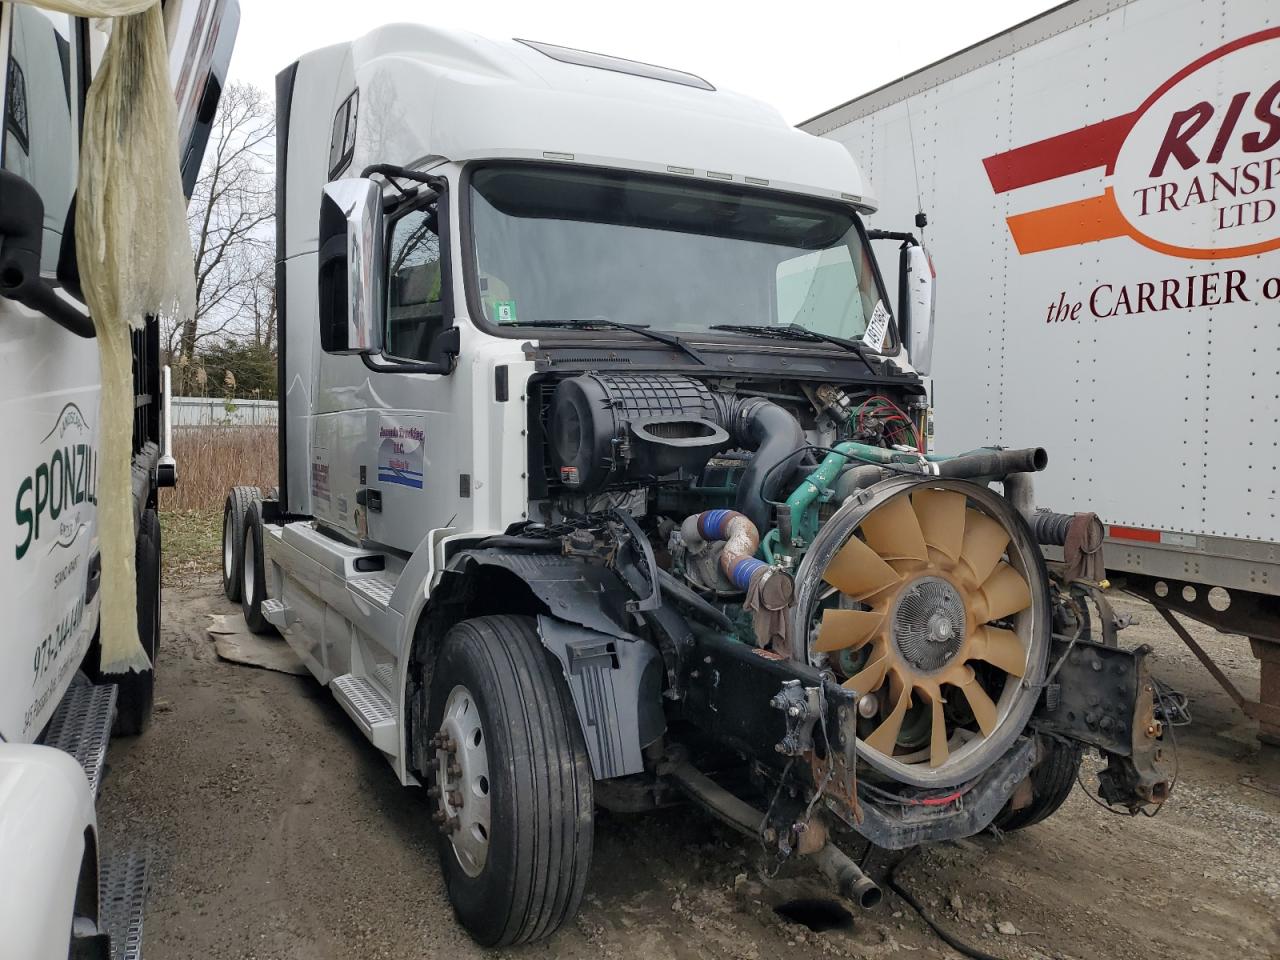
left=783, top=441, right=926, bottom=546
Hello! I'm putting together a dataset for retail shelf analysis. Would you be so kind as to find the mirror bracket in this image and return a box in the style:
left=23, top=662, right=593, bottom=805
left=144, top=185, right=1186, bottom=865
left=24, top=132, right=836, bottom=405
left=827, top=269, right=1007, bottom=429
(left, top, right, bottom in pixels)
left=0, top=170, right=94, bottom=338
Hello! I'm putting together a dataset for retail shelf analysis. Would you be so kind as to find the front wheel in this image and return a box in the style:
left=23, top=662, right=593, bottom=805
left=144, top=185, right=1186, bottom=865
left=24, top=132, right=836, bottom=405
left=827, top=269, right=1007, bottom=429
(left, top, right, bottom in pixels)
left=426, top=615, right=594, bottom=947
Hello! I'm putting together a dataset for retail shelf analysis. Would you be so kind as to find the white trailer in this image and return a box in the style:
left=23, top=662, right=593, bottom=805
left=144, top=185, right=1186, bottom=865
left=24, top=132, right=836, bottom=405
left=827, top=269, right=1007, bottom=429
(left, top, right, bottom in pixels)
left=801, top=0, right=1280, bottom=763
left=0, top=3, right=236, bottom=956
left=224, top=24, right=1175, bottom=948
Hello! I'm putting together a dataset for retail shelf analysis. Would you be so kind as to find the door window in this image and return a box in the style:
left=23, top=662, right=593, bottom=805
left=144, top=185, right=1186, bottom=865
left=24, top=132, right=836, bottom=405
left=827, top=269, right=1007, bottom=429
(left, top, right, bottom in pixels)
left=385, top=204, right=446, bottom=361
left=3, top=7, right=79, bottom=275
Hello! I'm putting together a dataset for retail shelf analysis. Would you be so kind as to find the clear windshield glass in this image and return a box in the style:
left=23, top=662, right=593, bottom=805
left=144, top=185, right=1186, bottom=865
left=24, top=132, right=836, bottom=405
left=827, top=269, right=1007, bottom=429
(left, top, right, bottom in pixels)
left=469, top=165, right=890, bottom=347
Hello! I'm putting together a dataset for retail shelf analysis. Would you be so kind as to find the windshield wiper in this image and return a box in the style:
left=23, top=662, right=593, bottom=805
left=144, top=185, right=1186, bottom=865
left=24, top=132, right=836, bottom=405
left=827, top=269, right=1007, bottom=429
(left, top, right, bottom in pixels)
left=710, top=323, right=877, bottom=376
left=508, top=316, right=706, bottom=365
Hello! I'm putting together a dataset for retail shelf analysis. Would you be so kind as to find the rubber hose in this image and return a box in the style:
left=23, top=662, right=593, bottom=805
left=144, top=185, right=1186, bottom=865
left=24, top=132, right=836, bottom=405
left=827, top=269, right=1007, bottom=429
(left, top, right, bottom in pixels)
left=834, top=464, right=887, bottom=501
left=934, top=447, right=1048, bottom=481
left=721, top=397, right=807, bottom=533
left=1030, top=511, right=1074, bottom=546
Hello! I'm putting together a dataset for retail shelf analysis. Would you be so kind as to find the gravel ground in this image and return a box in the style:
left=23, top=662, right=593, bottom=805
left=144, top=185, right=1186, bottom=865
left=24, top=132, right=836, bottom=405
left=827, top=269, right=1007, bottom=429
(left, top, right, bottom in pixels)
left=100, top=579, right=1280, bottom=960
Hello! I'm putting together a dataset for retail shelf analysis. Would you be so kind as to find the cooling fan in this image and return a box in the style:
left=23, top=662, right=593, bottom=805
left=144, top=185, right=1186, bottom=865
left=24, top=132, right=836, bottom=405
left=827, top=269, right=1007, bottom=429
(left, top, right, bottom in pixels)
left=795, top=478, right=1049, bottom=786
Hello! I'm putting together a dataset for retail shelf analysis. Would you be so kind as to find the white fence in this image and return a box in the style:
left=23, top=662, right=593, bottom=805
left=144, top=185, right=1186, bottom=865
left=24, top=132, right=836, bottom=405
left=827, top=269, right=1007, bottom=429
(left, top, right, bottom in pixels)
left=172, top=396, right=277, bottom=427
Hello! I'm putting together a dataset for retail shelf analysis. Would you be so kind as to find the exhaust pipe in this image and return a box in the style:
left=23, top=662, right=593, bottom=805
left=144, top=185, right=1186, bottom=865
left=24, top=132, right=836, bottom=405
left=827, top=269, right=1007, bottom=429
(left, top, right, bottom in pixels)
left=813, top=843, right=883, bottom=910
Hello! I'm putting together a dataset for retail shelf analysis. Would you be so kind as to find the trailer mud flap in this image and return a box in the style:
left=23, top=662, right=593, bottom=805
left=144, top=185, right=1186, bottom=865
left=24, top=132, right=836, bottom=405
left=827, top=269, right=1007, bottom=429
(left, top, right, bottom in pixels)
left=536, top=616, right=665, bottom=780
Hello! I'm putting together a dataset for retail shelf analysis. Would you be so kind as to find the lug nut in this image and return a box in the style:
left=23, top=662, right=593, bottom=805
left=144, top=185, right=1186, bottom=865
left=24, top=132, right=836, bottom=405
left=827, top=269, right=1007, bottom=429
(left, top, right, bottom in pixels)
left=448, top=762, right=462, bottom=778
left=448, top=790, right=463, bottom=806
left=426, top=785, right=441, bottom=799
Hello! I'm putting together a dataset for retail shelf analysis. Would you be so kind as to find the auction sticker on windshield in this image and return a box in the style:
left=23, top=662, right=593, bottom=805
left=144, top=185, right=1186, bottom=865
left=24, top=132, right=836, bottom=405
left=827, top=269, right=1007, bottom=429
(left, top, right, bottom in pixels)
left=862, top=300, right=891, bottom=351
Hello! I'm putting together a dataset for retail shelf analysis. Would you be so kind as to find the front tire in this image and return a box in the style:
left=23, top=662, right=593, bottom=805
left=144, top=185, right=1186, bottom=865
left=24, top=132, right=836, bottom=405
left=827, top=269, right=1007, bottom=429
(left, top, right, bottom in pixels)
left=993, top=736, right=1081, bottom=831
left=426, top=615, right=593, bottom=947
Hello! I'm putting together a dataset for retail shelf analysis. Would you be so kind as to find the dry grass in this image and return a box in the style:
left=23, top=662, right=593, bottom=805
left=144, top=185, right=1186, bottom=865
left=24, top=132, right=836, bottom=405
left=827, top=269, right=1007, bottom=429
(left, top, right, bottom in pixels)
left=160, top=426, right=278, bottom=581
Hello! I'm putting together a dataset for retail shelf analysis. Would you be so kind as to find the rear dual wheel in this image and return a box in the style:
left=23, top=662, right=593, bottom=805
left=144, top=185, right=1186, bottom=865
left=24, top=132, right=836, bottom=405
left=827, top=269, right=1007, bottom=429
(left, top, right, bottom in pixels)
left=425, top=615, right=593, bottom=946
left=222, top=486, right=261, bottom=602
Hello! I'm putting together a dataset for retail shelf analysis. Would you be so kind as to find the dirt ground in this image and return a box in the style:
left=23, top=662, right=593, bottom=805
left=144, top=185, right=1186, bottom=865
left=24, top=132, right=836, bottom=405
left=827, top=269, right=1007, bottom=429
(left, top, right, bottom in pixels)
left=99, top=577, right=1280, bottom=960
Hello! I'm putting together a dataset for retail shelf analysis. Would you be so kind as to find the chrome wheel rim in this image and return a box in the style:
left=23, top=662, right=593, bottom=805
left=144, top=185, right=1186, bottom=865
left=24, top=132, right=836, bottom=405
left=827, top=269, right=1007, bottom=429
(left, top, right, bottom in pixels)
left=242, top=526, right=255, bottom=602
left=436, top=684, right=491, bottom=877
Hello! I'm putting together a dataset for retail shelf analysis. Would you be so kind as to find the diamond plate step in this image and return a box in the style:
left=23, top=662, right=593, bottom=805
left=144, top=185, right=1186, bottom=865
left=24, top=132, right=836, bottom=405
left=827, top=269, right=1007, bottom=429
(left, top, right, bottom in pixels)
left=350, top=573, right=396, bottom=609
left=44, top=676, right=116, bottom=799
left=100, top=851, right=147, bottom=960
left=331, top=673, right=398, bottom=755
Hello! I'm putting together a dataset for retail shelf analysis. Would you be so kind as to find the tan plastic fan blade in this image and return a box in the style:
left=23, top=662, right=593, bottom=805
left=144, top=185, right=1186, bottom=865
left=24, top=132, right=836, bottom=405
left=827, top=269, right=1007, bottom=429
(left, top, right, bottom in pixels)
left=951, top=666, right=998, bottom=737
left=843, top=652, right=890, bottom=697
left=958, top=509, right=1011, bottom=587
left=859, top=493, right=928, bottom=561
left=929, top=694, right=949, bottom=768
left=814, top=608, right=886, bottom=653
left=911, top=489, right=966, bottom=561
left=823, top=536, right=902, bottom=600
left=969, top=625, right=1027, bottom=677
left=865, top=682, right=912, bottom=754
left=977, top=563, right=1033, bottom=623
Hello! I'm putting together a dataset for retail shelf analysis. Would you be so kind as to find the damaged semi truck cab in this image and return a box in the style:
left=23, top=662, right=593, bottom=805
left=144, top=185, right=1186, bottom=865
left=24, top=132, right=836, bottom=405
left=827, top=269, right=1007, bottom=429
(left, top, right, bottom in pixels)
left=234, top=25, right=1171, bottom=946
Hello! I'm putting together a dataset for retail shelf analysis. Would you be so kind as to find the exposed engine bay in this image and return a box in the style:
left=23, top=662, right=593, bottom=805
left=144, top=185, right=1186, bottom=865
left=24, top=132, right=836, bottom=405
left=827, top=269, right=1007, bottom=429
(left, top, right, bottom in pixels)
left=446, top=370, right=1173, bottom=887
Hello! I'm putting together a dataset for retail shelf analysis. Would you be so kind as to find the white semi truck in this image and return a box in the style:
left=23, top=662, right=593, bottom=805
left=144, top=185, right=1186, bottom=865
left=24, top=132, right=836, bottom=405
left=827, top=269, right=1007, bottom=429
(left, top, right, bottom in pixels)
left=800, top=0, right=1280, bottom=766
left=224, top=25, right=1174, bottom=946
left=0, top=2, right=236, bottom=956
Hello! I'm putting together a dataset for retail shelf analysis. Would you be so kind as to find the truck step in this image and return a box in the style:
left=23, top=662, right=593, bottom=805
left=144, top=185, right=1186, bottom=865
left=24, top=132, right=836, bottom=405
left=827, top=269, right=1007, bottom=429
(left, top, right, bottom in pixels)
left=44, top=676, right=117, bottom=799
left=331, top=673, right=398, bottom=755
left=260, top=598, right=295, bottom=628
left=100, top=850, right=147, bottom=960
left=349, top=572, right=397, bottom=609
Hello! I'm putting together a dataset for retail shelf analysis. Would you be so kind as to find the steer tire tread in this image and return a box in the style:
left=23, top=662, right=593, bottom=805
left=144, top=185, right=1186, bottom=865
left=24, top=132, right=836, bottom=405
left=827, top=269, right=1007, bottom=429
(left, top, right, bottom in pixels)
left=429, top=615, right=593, bottom=946
left=995, top=737, right=1081, bottom=832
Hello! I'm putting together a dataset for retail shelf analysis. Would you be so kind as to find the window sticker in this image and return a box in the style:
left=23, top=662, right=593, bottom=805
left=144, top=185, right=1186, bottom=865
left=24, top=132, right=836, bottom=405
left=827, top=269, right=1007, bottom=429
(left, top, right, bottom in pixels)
left=862, top=300, right=891, bottom=352
left=494, top=299, right=518, bottom=323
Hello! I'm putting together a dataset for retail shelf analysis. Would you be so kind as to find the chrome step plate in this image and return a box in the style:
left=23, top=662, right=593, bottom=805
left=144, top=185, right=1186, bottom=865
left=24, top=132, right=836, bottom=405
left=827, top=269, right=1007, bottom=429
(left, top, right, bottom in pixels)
left=100, top=851, right=148, bottom=960
left=44, top=677, right=117, bottom=799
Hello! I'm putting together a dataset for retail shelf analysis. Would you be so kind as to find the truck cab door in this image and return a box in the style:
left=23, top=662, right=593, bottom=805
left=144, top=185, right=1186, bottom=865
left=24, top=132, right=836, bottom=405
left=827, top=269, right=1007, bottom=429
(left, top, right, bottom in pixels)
left=0, top=6, right=100, bottom=743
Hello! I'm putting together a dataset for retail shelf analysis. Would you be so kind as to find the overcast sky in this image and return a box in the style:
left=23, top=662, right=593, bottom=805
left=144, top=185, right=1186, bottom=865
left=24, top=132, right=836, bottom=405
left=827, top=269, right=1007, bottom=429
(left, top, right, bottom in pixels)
left=227, top=0, right=1059, bottom=125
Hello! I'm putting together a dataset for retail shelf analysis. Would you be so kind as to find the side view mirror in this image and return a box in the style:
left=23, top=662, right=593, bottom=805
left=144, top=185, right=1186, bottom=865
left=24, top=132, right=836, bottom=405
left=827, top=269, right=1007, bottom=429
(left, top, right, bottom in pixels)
left=900, top=242, right=935, bottom=376
left=0, top=170, right=93, bottom=338
left=318, top=178, right=384, bottom=355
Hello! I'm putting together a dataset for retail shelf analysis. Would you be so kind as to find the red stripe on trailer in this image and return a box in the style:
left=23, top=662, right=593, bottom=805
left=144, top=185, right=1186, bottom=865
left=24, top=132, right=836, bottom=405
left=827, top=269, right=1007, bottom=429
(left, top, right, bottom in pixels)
left=980, top=112, right=1135, bottom=193
left=1108, top=525, right=1161, bottom=543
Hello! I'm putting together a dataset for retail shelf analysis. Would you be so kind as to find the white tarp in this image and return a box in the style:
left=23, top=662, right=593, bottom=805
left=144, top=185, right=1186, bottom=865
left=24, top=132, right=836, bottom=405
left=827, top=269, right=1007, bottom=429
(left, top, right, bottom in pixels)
left=13, top=0, right=195, bottom=673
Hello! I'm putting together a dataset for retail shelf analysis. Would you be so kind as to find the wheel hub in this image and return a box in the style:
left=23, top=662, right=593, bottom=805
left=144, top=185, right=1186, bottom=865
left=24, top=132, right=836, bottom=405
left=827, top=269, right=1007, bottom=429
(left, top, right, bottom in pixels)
left=892, top=576, right=966, bottom=672
left=430, top=685, right=491, bottom=877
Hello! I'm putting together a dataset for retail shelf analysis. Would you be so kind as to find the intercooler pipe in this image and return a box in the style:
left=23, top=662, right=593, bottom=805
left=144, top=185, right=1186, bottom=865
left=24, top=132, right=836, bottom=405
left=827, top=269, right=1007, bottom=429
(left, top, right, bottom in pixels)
left=934, top=446, right=1048, bottom=481
left=682, top=509, right=765, bottom=590
left=716, top=396, right=807, bottom=534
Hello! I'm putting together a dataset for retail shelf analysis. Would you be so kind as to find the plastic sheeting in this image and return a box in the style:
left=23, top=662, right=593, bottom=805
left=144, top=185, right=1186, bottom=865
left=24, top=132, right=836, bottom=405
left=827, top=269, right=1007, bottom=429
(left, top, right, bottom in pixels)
left=13, top=1, right=196, bottom=673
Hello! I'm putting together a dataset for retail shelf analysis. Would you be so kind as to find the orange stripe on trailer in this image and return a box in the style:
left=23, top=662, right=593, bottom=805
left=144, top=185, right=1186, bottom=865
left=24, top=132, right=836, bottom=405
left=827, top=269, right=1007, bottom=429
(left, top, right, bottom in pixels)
left=1005, top=190, right=1128, bottom=255
left=1108, top=525, right=1161, bottom=543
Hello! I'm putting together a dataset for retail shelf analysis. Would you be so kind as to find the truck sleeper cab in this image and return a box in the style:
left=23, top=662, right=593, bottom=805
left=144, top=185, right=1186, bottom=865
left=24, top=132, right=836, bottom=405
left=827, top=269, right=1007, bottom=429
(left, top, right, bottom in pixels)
left=229, top=24, right=1172, bottom=947
left=0, top=3, right=237, bottom=957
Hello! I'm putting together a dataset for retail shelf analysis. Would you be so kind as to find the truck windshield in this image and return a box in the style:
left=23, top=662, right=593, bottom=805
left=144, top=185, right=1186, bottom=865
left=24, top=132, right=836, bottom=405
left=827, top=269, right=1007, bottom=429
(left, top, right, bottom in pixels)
left=468, top=164, right=891, bottom=348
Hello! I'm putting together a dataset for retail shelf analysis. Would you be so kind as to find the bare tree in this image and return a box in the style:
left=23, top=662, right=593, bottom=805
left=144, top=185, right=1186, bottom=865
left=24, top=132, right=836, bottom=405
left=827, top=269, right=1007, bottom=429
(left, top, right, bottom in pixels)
left=169, top=81, right=275, bottom=390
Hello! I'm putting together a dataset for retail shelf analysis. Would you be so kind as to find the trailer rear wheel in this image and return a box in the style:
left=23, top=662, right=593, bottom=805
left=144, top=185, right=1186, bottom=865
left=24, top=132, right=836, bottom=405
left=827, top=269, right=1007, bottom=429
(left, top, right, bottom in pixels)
left=222, top=486, right=260, bottom=602
left=993, top=736, right=1081, bottom=831
left=241, top=501, right=272, bottom=634
left=426, top=615, right=593, bottom=946
left=113, top=507, right=161, bottom=736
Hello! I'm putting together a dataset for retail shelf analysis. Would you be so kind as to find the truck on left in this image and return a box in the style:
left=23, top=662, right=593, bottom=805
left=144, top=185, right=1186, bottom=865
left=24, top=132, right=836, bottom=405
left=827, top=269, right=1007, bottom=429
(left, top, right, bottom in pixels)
left=0, top=3, right=237, bottom=957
